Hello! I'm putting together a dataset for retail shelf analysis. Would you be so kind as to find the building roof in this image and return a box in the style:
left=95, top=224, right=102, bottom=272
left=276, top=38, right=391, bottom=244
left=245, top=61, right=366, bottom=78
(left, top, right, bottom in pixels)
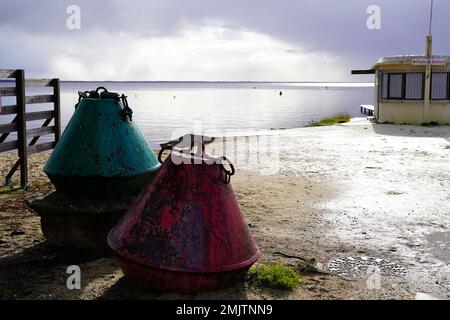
left=373, top=55, right=450, bottom=69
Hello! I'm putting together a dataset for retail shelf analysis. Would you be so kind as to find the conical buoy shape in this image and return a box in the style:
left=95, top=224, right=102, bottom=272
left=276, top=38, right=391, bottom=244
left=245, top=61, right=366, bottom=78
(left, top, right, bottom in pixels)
left=108, top=139, right=260, bottom=293
left=44, top=87, right=160, bottom=198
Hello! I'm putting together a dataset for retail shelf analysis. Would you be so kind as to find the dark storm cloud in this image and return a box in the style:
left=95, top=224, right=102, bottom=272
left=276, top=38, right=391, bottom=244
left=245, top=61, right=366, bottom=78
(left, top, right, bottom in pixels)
left=0, top=0, right=449, bottom=79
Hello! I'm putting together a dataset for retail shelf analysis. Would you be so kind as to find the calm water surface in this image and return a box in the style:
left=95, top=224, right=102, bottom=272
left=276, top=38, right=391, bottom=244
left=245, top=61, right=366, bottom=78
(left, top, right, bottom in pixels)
left=1, top=82, right=373, bottom=147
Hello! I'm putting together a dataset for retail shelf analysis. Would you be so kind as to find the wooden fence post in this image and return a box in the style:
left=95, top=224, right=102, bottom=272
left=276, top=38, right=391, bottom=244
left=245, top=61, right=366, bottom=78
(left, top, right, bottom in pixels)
left=2, top=69, right=61, bottom=186
left=15, top=69, right=28, bottom=188
left=52, top=78, right=61, bottom=143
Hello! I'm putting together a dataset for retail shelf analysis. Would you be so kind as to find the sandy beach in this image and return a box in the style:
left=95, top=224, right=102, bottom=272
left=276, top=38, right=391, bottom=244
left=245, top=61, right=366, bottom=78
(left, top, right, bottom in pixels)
left=1, top=118, right=449, bottom=300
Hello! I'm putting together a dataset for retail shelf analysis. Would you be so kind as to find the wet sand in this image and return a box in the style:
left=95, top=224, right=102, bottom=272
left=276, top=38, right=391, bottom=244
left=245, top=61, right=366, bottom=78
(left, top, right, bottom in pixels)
left=215, top=118, right=450, bottom=299
left=1, top=118, right=449, bottom=299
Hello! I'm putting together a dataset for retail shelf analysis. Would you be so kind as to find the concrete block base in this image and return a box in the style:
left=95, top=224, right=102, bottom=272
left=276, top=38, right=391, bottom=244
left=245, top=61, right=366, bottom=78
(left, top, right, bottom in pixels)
left=27, top=192, right=133, bottom=254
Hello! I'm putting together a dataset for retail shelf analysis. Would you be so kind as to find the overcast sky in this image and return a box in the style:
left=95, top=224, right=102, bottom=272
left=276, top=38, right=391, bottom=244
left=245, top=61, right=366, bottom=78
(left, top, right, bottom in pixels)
left=1, top=0, right=449, bottom=81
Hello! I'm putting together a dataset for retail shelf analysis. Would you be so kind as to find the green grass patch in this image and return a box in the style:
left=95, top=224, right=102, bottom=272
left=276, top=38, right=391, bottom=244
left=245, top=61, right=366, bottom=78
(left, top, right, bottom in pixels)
left=0, top=185, right=24, bottom=195
left=297, top=258, right=317, bottom=273
left=308, top=113, right=351, bottom=127
left=249, top=262, right=302, bottom=290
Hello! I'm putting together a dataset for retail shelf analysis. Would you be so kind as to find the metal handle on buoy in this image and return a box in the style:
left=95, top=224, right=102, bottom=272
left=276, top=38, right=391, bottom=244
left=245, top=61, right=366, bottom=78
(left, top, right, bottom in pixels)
left=159, top=134, right=213, bottom=160
left=95, top=86, right=108, bottom=95
left=219, top=156, right=235, bottom=184
left=75, top=90, right=90, bottom=109
left=158, top=135, right=235, bottom=184
left=120, top=94, right=133, bottom=122
left=75, top=87, right=122, bottom=109
left=158, top=144, right=173, bottom=164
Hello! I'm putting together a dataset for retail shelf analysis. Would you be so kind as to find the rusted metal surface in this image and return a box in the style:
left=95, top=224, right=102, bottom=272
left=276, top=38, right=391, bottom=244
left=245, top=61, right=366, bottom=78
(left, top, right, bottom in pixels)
left=108, top=136, right=260, bottom=293
left=115, top=257, right=250, bottom=293
left=44, top=87, right=160, bottom=198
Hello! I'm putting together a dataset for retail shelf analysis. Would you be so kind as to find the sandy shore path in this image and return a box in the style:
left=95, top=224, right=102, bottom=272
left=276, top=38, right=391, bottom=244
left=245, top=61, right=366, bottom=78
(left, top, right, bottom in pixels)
left=212, top=118, right=450, bottom=299
left=1, top=118, right=449, bottom=299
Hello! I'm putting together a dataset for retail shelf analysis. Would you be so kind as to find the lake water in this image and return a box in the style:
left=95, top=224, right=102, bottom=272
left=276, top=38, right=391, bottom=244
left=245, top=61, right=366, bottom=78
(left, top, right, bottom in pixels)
left=1, top=82, right=373, bottom=147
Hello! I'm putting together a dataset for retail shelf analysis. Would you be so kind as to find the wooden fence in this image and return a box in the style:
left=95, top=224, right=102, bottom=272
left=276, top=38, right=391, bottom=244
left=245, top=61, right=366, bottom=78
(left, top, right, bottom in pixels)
left=0, top=69, right=61, bottom=188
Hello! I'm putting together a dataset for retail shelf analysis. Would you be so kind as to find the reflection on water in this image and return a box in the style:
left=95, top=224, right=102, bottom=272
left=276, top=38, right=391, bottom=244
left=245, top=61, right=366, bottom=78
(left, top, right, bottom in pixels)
left=1, top=82, right=373, bottom=147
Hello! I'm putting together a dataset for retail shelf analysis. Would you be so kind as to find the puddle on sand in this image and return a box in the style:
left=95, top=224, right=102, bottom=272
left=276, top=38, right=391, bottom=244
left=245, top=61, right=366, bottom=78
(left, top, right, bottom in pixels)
left=327, top=256, right=407, bottom=279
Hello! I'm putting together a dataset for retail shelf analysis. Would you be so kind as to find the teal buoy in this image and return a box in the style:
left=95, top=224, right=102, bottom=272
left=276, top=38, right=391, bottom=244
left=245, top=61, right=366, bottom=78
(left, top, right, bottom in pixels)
left=44, top=87, right=160, bottom=198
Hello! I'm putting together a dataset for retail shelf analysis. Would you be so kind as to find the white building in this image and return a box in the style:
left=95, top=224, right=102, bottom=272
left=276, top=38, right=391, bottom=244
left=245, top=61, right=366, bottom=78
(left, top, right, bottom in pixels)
left=354, top=36, right=450, bottom=124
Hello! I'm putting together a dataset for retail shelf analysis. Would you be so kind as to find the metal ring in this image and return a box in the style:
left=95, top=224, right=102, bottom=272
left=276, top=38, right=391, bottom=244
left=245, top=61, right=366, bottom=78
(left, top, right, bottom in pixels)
left=75, top=91, right=90, bottom=109
left=220, top=156, right=235, bottom=184
left=78, top=90, right=90, bottom=99
left=121, top=94, right=128, bottom=107
left=221, top=156, right=235, bottom=175
left=158, top=145, right=173, bottom=164
left=96, top=86, right=108, bottom=94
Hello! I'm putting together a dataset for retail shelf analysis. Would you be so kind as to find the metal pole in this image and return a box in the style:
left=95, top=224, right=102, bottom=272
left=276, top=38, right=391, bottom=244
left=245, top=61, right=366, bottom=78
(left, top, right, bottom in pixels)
left=429, top=0, right=434, bottom=36
left=423, top=0, right=434, bottom=124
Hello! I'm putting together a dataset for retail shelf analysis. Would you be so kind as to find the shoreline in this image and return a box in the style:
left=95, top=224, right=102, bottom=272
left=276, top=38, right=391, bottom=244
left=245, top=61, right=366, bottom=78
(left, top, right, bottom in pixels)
left=0, top=79, right=373, bottom=86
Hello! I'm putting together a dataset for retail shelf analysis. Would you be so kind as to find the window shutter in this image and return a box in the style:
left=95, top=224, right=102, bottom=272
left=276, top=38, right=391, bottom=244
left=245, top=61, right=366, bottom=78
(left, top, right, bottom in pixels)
left=388, top=74, right=403, bottom=99
left=405, top=73, right=423, bottom=100
left=431, top=73, right=448, bottom=100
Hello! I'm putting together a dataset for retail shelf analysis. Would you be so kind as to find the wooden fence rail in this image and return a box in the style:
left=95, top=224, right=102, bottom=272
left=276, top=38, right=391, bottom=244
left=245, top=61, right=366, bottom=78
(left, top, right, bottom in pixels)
left=0, top=69, right=61, bottom=187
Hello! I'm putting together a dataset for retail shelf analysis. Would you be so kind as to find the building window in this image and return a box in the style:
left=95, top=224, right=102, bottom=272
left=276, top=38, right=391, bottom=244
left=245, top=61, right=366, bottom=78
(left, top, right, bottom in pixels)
left=380, top=72, right=427, bottom=100
left=431, top=73, right=448, bottom=100
left=380, top=72, right=450, bottom=100
left=405, top=73, right=423, bottom=100
left=388, top=74, right=403, bottom=99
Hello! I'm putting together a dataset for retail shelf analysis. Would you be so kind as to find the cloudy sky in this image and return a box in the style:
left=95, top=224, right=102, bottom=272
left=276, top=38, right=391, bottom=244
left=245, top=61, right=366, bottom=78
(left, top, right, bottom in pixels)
left=1, top=0, right=449, bottom=81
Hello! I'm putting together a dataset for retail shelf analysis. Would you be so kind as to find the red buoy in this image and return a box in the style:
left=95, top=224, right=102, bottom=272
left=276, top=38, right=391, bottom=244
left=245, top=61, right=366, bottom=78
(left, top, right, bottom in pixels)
left=108, top=135, right=260, bottom=293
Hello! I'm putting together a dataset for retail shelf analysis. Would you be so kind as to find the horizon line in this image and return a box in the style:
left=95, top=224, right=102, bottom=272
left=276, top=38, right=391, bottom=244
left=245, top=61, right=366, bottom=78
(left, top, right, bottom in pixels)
left=59, top=80, right=373, bottom=84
